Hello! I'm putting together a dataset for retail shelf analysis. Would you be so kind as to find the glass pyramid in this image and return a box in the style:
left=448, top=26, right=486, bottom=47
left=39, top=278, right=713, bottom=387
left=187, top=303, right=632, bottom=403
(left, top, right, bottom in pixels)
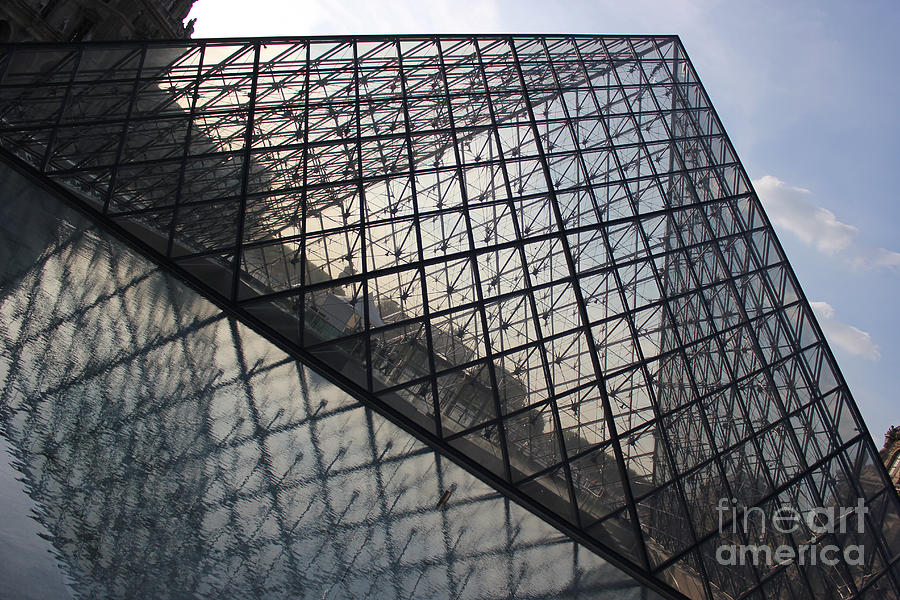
left=0, top=157, right=657, bottom=599
left=0, top=35, right=897, bottom=599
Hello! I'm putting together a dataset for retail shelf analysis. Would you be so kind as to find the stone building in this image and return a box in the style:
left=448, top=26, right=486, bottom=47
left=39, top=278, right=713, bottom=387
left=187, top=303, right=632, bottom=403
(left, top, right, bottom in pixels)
left=0, top=0, right=196, bottom=42
left=883, top=426, right=900, bottom=492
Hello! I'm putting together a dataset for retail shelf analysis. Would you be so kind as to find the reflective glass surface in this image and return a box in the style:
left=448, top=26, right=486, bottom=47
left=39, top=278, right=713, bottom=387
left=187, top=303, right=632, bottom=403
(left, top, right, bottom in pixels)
left=0, top=160, right=657, bottom=599
left=0, top=35, right=898, bottom=599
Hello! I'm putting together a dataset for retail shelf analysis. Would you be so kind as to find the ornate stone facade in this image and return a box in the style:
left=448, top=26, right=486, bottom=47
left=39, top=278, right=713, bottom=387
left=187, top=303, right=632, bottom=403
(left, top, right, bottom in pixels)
left=0, top=0, right=196, bottom=42
left=882, top=426, right=900, bottom=493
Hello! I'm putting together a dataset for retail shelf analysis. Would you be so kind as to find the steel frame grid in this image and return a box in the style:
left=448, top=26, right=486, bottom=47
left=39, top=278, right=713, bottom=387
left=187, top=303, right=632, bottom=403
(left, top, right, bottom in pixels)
left=0, top=183, right=655, bottom=599
left=0, top=34, right=898, bottom=600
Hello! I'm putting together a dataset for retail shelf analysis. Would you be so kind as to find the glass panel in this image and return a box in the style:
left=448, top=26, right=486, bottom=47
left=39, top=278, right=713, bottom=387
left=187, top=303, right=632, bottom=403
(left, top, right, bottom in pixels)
left=0, top=159, right=660, bottom=599
left=1, top=33, right=896, bottom=600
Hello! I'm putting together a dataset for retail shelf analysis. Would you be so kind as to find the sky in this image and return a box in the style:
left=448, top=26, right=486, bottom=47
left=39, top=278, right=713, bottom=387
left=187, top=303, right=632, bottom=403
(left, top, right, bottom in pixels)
left=185, top=0, right=900, bottom=442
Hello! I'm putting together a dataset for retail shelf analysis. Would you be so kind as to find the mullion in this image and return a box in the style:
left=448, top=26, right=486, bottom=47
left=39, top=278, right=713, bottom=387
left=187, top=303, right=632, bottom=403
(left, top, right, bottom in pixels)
left=245, top=231, right=786, bottom=358
left=295, top=42, right=312, bottom=346
left=109, top=174, right=753, bottom=256
left=100, top=45, right=146, bottom=214
left=38, top=48, right=83, bottom=172
left=651, top=431, right=864, bottom=578
left=604, top=39, right=767, bottom=594
left=296, top=241, right=784, bottom=364
left=657, top=44, right=871, bottom=593
left=508, top=37, right=653, bottom=572
left=37, top=127, right=736, bottom=194
left=635, top=39, right=829, bottom=597
left=603, top=39, right=792, bottom=595
left=473, top=38, right=581, bottom=512
left=230, top=42, right=261, bottom=301
left=565, top=38, right=712, bottom=589
left=435, top=37, right=512, bottom=480
left=630, top=341, right=841, bottom=518
left=166, top=43, right=207, bottom=258
left=350, top=39, right=375, bottom=392
left=666, top=46, right=900, bottom=592
left=396, top=37, right=444, bottom=436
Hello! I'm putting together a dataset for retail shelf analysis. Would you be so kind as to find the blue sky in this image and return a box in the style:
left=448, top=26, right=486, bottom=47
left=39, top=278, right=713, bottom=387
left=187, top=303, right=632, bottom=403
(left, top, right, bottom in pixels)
left=186, top=0, right=900, bottom=442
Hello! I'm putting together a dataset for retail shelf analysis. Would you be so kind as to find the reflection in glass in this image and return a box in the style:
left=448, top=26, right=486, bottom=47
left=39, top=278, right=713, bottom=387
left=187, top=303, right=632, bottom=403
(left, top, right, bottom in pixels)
left=0, top=161, right=657, bottom=598
left=1, top=34, right=898, bottom=599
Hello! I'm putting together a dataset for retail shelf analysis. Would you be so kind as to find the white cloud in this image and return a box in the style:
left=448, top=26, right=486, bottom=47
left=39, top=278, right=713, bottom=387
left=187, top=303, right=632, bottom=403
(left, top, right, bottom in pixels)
left=809, top=301, right=880, bottom=361
left=753, top=175, right=900, bottom=271
left=873, top=248, right=900, bottom=269
left=753, top=175, right=856, bottom=254
left=190, top=0, right=502, bottom=38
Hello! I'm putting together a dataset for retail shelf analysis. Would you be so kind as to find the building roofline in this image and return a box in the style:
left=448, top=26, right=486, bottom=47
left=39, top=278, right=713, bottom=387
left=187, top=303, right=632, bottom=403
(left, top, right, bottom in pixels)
left=0, top=32, right=682, bottom=47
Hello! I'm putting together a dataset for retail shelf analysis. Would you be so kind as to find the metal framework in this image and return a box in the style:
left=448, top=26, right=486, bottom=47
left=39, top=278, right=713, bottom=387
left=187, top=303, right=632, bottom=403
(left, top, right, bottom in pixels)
left=0, top=34, right=898, bottom=600
left=0, top=174, right=651, bottom=599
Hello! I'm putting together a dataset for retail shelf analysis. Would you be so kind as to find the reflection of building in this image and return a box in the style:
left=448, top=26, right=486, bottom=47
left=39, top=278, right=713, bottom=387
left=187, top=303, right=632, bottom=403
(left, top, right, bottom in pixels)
left=0, top=34, right=899, bottom=600
left=882, top=427, right=900, bottom=492
left=0, top=0, right=195, bottom=42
